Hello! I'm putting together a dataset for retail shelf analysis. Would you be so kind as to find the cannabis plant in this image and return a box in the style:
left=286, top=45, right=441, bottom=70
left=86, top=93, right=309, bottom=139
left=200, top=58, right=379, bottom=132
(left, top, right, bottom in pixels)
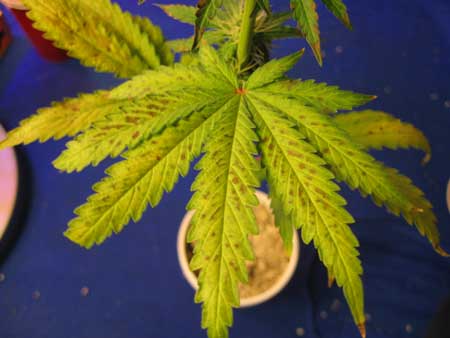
left=1, top=0, right=446, bottom=337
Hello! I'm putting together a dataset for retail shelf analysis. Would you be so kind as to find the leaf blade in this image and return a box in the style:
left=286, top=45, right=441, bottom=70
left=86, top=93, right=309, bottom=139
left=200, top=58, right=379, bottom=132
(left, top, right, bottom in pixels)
left=258, top=92, right=444, bottom=255
left=188, top=95, right=261, bottom=338
left=22, top=0, right=170, bottom=77
left=334, top=110, right=432, bottom=164
left=291, top=0, right=322, bottom=66
left=321, top=0, right=352, bottom=29
left=247, top=93, right=365, bottom=329
left=156, top=3, right=197, bottom=25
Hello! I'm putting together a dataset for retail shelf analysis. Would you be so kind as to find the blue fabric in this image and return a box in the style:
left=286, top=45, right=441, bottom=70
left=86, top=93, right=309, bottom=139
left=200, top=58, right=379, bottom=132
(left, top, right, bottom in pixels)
left=0, top=1, right=449, bottom=338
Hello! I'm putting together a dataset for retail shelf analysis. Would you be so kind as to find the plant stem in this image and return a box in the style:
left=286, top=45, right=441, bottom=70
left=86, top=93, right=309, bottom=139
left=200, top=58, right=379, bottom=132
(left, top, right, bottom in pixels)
left=237, top=0, right=257, bottom=71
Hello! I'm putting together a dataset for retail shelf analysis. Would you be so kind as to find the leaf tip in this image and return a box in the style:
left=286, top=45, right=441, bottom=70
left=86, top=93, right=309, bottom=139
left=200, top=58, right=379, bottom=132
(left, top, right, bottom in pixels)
left=435, top=246, right=450, bottom=257
left=327, top=275, right=335, bottom=288
left=358, top=322, right=366, bottom=338
left=421, top=153, right=432, bottom=165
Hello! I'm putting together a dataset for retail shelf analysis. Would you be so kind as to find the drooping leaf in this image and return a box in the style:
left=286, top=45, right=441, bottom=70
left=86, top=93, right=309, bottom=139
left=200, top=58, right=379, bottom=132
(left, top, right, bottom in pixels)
left=321, top=0, right=352, bottom=29
left=156, top=4, right=197, bottom=25
left=257, top=79, right=376, bottom=113
left=0, top=91, right=119, bottom=149
left=247, top=93, right=365, bottom=333
left=193, top=0, right=223, bottom=50
left=22, top=0, right=172, bottom=77
left=290, top=0, right=322, bottom=65
left=335, top=110, right=432, bottom=164
left=64, top=102, right=226, bottom=248
left=0, top=60, right=214, bottom=152
left=188, top=96, right=261, bottom=338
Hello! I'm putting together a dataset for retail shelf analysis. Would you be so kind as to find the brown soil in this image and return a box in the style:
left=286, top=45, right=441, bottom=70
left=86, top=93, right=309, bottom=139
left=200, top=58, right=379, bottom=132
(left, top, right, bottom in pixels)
left=186, top=200, right=291, bottom=299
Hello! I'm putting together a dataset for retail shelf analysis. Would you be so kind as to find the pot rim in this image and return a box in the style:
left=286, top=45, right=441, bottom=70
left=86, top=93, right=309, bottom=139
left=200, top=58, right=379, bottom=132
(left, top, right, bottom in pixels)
left=0, top=124, right=19, bottom=240
left=177, top=190, right=300, bottom=308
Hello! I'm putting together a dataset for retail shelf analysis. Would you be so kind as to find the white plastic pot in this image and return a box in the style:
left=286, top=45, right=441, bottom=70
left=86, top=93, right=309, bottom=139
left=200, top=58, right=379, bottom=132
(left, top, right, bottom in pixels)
left=177, top=190, right=300, bottom=307
left=0, top=124, right=18, bottom=239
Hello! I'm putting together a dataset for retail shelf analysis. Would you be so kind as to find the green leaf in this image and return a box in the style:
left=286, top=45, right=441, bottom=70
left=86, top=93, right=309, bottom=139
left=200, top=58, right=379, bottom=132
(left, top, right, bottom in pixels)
left=193, top=0, right=223, bottom=50
left=156, top=4, right=197, bottom=25
left=245, top=50, right=304, bottom=89
left=22, top=0, right=171, bottom=78
left=291, top=0, right=322, bottom=66
left=257, top=79, right=376, bottom=113
left=321, top=0, right=352, bottom=29
left=187, top=95, right=261, bottom=338
left=0, top=91, right=119, bottom=150
left=257, top=92, right=445, bottom=256
left=334, top=110, right=432, bottom=164
left=247, top=93, right=365, bottom=332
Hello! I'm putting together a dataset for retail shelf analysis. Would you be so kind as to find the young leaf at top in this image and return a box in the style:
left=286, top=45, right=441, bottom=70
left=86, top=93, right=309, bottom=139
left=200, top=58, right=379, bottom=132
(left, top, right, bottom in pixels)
left=156, top=4, right=197, bottom=25
left=193, top=0, right=223, bottom=50
left=291, top=0, right=322, bottom=65
left=334, top=110, right=432, bottom=164
left=321, top=0, right=352, bottom=29
left=22, top=0, right=172, bottom=78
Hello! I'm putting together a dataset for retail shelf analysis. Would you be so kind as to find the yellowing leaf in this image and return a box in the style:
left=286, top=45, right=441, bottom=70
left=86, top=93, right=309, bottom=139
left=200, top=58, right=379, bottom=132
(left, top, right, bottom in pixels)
left=257, top=79, right=376, bottom=113
left=248, top=93, right=365, bottom=330
left=335, top=110, right=432, bottom=164
left=187, top=96, right=261, bottom=338
left=256, top=93, right=444, bottom=256
left=65, top=106, right=222, bottom=248
left=0, top=91, right=118, bottom=150
left=22, top=0, right=172, bottom=77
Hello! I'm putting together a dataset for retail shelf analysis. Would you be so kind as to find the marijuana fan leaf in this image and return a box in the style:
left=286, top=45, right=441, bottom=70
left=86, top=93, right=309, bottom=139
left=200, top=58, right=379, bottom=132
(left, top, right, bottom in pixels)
left=1, top=44, right=445, bottom=338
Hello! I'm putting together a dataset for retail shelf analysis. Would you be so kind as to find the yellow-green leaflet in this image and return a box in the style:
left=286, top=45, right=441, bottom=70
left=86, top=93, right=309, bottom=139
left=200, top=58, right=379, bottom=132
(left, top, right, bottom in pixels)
left=22, top=0, right=172, bottom=77
left=334, top=110, right=432, bottom=164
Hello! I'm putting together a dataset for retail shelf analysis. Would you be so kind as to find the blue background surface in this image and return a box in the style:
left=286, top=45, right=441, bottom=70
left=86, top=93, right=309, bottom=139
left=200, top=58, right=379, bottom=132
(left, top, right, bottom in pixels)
left=0, top=1, right=450, bottom=337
